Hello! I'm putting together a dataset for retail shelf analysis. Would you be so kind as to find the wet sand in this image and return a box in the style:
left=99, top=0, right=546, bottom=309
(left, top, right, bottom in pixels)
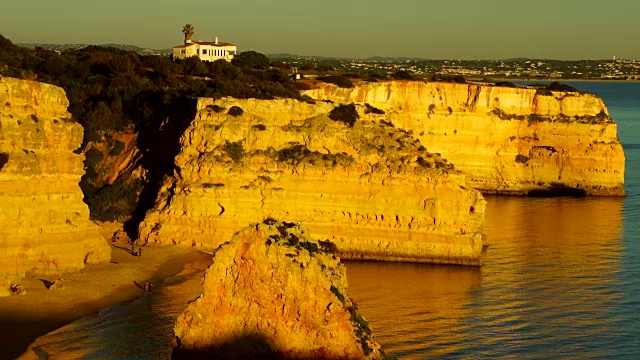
left=0, top=223, right=212, bottom=360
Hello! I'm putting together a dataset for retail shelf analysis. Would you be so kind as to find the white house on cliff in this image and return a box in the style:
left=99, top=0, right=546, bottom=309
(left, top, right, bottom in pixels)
left=172, top=29, right=237, bottom=62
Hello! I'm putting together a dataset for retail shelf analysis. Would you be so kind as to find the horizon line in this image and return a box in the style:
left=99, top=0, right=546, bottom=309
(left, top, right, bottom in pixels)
left=13, top=41, right=635, bottom=62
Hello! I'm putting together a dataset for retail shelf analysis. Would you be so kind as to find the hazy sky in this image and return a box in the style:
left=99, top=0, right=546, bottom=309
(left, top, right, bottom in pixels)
left=1, top=0, right=638, bottom=59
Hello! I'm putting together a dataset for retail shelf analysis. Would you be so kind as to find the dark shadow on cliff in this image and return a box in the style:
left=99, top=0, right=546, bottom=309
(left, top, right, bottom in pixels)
left=122, top=93, right=198, bottom=240
left=527, top=183, right=587, bottom=198
left=171, top=333, right=351, bottom=360
left=0, top=152, right=8, bottom=171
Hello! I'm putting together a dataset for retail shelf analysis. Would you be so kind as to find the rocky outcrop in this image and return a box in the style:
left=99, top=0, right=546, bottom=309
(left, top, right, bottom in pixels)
left=139, top=98, right=485, bottom=265
left=0, top=77, right=111, bottom=293
left=303, top=81, right=625, bottom=196
left=172, top=221, right=384, bottom=359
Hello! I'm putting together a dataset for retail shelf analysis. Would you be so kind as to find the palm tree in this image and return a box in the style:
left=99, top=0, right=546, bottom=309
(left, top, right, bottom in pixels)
left=182, top=24, right=195, bottom=42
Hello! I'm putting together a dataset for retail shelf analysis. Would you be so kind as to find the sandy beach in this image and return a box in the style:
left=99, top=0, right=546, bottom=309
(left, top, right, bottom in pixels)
left=0, top=223, right=212, bottom=360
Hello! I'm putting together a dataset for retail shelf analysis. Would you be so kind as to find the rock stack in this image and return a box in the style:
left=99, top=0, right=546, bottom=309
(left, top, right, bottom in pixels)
left=173, top=221, right=384, bottom=359
left=0, top=77, right=110, bottom=294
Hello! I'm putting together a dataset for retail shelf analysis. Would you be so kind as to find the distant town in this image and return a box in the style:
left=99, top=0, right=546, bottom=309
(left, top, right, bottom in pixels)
left=17, top=43, right=640, bottom=81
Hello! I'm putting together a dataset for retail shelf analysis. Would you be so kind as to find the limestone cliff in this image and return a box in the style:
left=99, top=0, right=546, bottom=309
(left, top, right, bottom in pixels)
left=303, top=81, right=625, bottom=196
left=139, top=97, right=485, bottom=265
left=173, top=221, right=384, bottom=359
left=0, top=77, right=111, bottom=292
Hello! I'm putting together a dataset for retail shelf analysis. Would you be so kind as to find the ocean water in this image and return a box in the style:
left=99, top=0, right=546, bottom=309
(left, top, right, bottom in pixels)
left=29, top=82, right=640, bottom=359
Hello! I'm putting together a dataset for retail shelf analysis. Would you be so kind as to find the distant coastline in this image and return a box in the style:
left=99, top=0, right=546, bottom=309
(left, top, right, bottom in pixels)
left=487, top=77, right=640, bottom=83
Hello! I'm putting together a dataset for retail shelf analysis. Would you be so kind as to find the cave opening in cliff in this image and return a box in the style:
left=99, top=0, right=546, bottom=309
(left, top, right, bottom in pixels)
left=0, top=153, right=9, bottom=170
left=527, top=183, right=587, bottom=198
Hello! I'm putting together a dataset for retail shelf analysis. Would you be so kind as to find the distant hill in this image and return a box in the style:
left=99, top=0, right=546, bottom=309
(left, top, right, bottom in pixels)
left=268, top=53, right=430, bottom=62
left=365, top=56, right=430, bottom=61
left=16, top=42, right=172, bottom=56
left=268, top=53, right=352, bottom=61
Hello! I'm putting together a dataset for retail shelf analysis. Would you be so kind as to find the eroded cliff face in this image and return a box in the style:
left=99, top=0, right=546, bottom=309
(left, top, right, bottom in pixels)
left=139, top=97, right=485, bottom=265
left=0, top=77, right=111, bottom=293
left=303, top=81, right=625, bottom=196
left=172, top=221, right=383, bottom=359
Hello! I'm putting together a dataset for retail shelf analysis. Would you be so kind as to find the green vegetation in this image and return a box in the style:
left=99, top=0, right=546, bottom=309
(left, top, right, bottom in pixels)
left=318, top=239, right=338, bottom=254
left=231, top=51, right=270, bottom=70
left=222, top=141, right=244, bottom=162
left=82, top=175, right=142, bottom=222
left=207, top=104, right=225, bottom=113
left=328, top=103, right=359, bottom=127
left=85, top=148, right=105, bottom=167
left=109, top=140, right=126, bottom=156
left=534, top=81, right=582, bottom=96
left=275, top=144, right=354, bottom=166
left=318, top=75, right=354, bottom=88
left=391, top=70, right=414, bottom=80
left=547, top=81, right=579, bottom=92
left=431, top=74, right=467, bottom=83
left=515, top=154, right=530, bottom=164
left=276, top=144, right=311, bottom=164
left=535, top=88, right=553, bottom=96
left=227, top=106, right=244, bottom=117
left=263, top=223, right=337, bottom=258
left=181, top=24, right=195, bottom=41
left=495, top=81, right=517, bottom=88
left=364, top=103, right=385, bottom=115
left=330, top=285, right=346, bottom=303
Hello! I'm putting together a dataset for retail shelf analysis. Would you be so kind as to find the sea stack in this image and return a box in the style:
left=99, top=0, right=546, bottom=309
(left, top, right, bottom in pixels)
left=139, top=97, right=486, bottom=265
left=172, top=220, right=384, bottom=359
left=304, top=80, right=625, bottom=196
left=0, top=77, right=111, bottom=294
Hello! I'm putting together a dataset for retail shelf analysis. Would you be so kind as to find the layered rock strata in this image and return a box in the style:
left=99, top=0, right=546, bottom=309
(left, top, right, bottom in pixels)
left=0, top=77, right=111, bottom=292
left=173, top=221, right=384, bottom=359
left=304, top=81, right=625, bottom=196
left=139, top=98, right=485, bottom=265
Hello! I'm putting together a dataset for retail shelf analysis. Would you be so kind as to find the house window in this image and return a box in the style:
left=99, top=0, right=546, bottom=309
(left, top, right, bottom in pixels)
left=180, top=50, right=185, bottom=54
left=202, top=49, right=207, bottom=55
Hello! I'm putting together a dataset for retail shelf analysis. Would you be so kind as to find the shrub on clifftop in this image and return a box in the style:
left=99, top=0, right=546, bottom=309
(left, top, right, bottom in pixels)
left=319, top=75, right=354, bottom=88
left=391, top=70, right=414, bottom=80
left=328, top=103, right=359, bottom=128
left=231, top=51, right=270, bottom=70
left=228, top=106, right=244, bottom=117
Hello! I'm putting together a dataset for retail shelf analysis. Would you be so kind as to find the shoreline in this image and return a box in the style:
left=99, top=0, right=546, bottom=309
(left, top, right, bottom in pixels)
left=0, top=224, right=212, bottom=360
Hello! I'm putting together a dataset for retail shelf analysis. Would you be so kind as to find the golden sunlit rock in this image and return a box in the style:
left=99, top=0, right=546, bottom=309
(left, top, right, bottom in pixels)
left=0, top=77, right=111, bottom=293
left=139, top=97, right=485, bottom=265
left=304, top=80, right=625, bottom=196
left=172, top=221, right=384, bottom=359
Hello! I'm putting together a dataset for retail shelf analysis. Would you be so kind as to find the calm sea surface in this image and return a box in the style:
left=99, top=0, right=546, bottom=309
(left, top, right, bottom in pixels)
left=30, top=82, right=640, bottom=359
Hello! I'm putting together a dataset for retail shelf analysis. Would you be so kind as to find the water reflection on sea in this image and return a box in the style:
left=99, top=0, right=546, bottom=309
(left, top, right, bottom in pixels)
left=347, top=196, right=629, bottom=359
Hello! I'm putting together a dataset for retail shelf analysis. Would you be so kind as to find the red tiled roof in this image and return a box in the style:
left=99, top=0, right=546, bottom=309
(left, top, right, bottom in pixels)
left=173, top=41, right=236, bottom=49
left=194, top=40, right=236, bottom=47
